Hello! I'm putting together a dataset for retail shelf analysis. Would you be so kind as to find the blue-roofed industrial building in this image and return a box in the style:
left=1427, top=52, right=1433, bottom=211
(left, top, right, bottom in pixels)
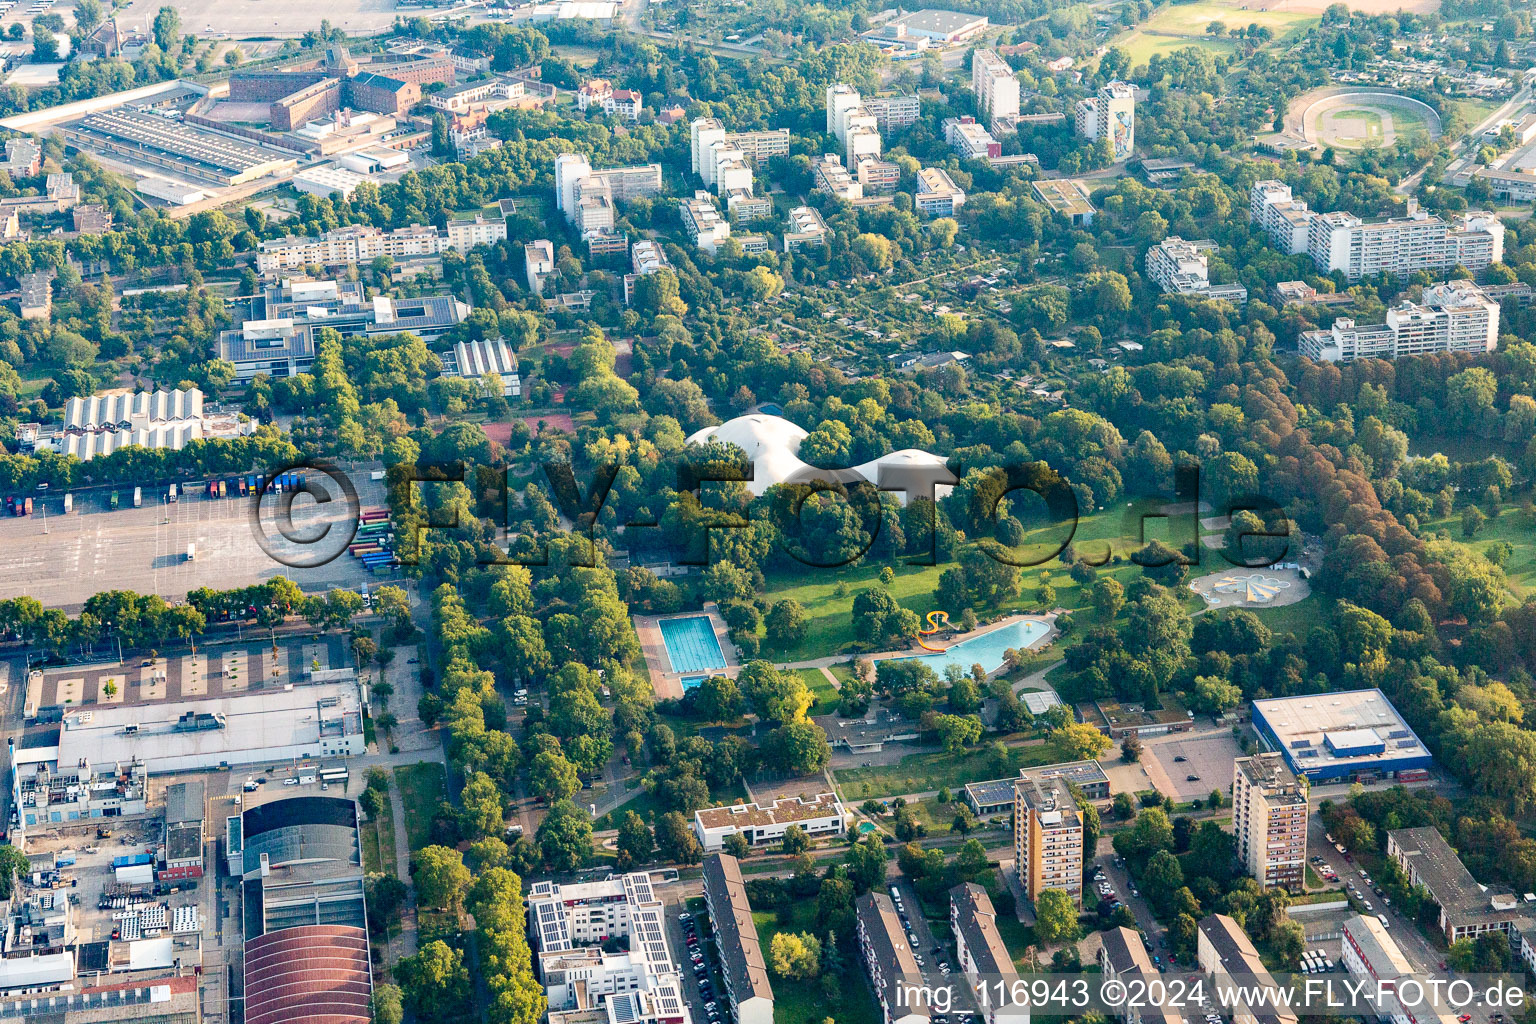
left=1250, top=689, right=1432, bottom=782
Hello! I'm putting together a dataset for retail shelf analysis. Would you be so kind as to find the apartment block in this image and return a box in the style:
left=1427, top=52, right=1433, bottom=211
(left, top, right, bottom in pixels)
left=1100, top=926, right=1188, bottom=1024
left=1388, top=827, right=1525, bottom=942
left=255, top=224, right=443, bottom=273
left=1341, top=914, right=1456, bottom=1024
left=783, top=206, right=828, bottom=251
left=943, top=116, right=1000, bottom=159
left=1300, top=280, right=1499, bottom=362
left=1075, top=81, right=1136, bottom=159
left=1249, top=180, right=1313, bottom=255
left=1013, top=770, right=1082, bottom=906
left=1145, top=237, right=1248, bottom=303
left=702, top=855, right=773, bottom=1024
left=915, top=167, right=965, bottom=217
left=445, top=211, right=508, bottom=251
left=681, top=191, right=731, bottom=253
left=1197, top=915, right=1298, bottom=1024
left=693, top=792, right=845, bottom=852
left=857, top=157, right=901, bottom=195
left=855, top=893, right=929, bottom=1024
left=1232, top=754, right=1307, bottom=892
left=812, top=154, right=863, bottom=200
left=554, top=152, right=662, bottom=226
left=826, top=83, right=884, bottom=167
left=972, top=49, right=1020, bottom=130
left=525, top=239, right=555, bottom=296
left=624, top=239, right=670, bottom=304
left=529, top=873, right=693, bottom=1024
left=1307, top=204, right=1504, bottom=280
left=950, top=883, right=1021, bottom=1024
left=862, top=93, right=922, bottom=131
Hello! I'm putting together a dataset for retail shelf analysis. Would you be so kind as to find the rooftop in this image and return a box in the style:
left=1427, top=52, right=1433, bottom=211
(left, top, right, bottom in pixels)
left=1252, top=689, right=1426, bottom=771
left=702, top=854, right=774, bottom=1005
left=1032, top=178, right=1094, bottom=216
left=950, top=882, right=1011, bottom=975
left=1389, top=826, right=1519, bottom=923
left=695, top=793, right=843, bottom=831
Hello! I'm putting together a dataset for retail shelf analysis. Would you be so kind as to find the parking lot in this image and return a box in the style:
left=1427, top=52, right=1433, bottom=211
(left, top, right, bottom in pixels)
left=1141, top=728, right=1244, bottom=803
left=0, top=476, right=393, bottom=611
left=671, top=903, right=727, bottom=1024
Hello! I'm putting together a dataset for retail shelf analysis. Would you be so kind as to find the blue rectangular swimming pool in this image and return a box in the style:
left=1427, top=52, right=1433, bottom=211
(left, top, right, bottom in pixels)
left=658, top=615, right=728, bottom=675
left=901, top=619, right=1049, bottom=677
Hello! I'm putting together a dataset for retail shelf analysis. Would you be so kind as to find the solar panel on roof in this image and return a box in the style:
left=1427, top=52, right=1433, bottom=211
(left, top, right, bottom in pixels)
left=611, top=994, right=640, bottom=1023
left=1291, top=739, right=1312, bottom=748
left=1397, top=739, right=1418, bottom=749
left=1296, top=749, right=1320, bottom=758
left=1388, top=730, right=1411, bottom=739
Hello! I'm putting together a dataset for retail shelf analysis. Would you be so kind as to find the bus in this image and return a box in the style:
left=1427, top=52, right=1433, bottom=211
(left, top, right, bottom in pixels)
left=319, top=766, right=349, bottom=785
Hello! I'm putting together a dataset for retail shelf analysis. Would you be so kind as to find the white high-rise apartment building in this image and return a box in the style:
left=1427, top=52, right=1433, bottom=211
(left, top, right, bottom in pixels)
left=1300, top=280, right=1500, bottom=362
left=827, top=83, right=862, bottom=138
left=972, top=49, right=1020, bottom=129
left=1145, top=237, right=1248, bottom=303
left=1249, top=180, right=1313, bottom=255
left=1232, top=754, right=1308, bottom=893
left=1075, top=81, right=1135, bottom=159
left=554, top=153, right=662, bottom=227
left=826, top=83, right=883, bottom=168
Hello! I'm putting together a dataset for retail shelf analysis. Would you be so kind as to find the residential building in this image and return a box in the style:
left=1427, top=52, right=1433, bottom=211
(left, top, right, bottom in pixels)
left=783, top=206, right=828, bottom=252
left=1306, top=203, right=1504, bottom=279
left=681, top=191, right=731, bottom=253
left=1032, top=178, right=1095, bottom=226
left=943, top=116, right=1000, bottom=159
left=0, top=138, right=40, bottom=177
left=972, top=49, right=1020, bottom=130
left=526, top=239, right=555, bottom=296
left=1299, top=280, right=1499, bottom=363
left=624, top=238, right=671, bottom=304
left=1013, top=770, right=1082, bottom=906
left=1232, top=754, right=1307, bottom=892
left=827, top=83, right=863, bottom=137
left=577, top=79, right=642, bottom=120
left=690, top=119, right=791, bottom=177
left=862, top=93, right=922, bottom=131
left=1388, top=827, right=1524, bottom=942
left=1341, top=914, right=1456, bottom=1024
left=826, top=84, right=884, bottom=167
left=217, top=278, right=470, bottom=382
left=445, top=210, right=508, bottom=251
left=1101, top=925, right=1188, bottom=1024
left=447, top=338, right=520, bottom=397
left=428, top=76, right=525, bottom=112
left=812, top=154, right=863, bottom=200
left=915, top=166, right=965, bottom=217
left=950, top=883, right=1021, bottom=1024
left=585, top=227, right=628, bottom=258
left=1196, top=915, right=1298, bottom=1024
left=1250, top=180, right=1314, bottom=255
left=529, top=873, right=693, bottom=1024
left=856, top=157, right=901, bottom=195
left=725, top=190, right=772, bottom=221
left=702, top=855, right=774, bottom=1024
left=1075, top=81, right=1136, bottom=159
left=256, top=224, right=447, bottom=273
left=1145, top=237, right=1248, bottom=303
left=693, top=792, right=845, bottom=852
left=855, top=893, right=929, bottom=1024
left=554, top=153, right=662, bottom=225
left=72, top=204, right=112, bottom=235
left=17, top=269, right=51, bottom=320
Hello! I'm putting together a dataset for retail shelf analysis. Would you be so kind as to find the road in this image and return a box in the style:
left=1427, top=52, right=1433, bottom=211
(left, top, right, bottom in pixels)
left=1437, top=84, right=1533, bottom=192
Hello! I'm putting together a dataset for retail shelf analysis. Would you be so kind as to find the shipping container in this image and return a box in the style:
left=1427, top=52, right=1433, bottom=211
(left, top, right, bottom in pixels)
left=112, top=852, right=154, bottom=868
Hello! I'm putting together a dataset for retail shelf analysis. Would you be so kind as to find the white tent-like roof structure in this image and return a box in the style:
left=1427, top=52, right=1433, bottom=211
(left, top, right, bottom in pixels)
left=686, top=414, right=955, bottom=502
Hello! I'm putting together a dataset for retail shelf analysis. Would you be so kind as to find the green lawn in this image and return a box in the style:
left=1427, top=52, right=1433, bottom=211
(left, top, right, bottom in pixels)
left=394, top=761, right=446, bottom=853
left=761, top=511, right=1203, bottom=664
left=1113, top=0, right=1314, bottom=67
left=751, top=906, right=882, bottom=1024
left=1249, top=593, right=1324, bottom=636
left=835, top=734, right=1071, bottom=801
left=796, top=667, right=841, bottom=712
left=1421, top=506, right=1536, bottom=601
left=594, top=777, right=748, bottom=830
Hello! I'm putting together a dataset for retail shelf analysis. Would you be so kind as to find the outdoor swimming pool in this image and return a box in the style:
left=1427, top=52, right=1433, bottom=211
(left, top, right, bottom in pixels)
left=902, top=618, right=1050, bottom=676
left=658, top=615, right=728, bottom=675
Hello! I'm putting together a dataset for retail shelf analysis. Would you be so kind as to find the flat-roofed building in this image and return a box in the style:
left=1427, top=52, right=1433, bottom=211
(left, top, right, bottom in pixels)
left=1299, top=280, right=1499, bottom=363
left=1197, top=915, right=1298, bottom=1024
left=862, top=93, right=922, bottom=131
left=950, top=883, right=1021, bottom=1023
left=1388, top=827, right=1523, bottom=942
left=915, top=166, right=965, bottom=217
left=1014, top=770, right=1082, bottom=906
left=256, top=224, right=444, bottom=273
left=1145, top=237, right=1247, bottom=303
left=445, top=210, right=508, bottom=251
left=973, top=49, right=1020, bottom=130
left=783, top=206, right=828, bottom=251
left=1250, top=180, right=1314, bottom=254
left=63, top=106, right=298, bottom=187
left=447, top=338, right=520, bottom=397
left=1232, top=754, right=1307, bottom=892
left=1306, top=205, right=1504, bottom=279
left=1075, top=81, right=1136, bottom=159
left=161, top=779, right=206, bottom=880
left=855, top=893, right=928, bottom=1024
left=943, top=116, right=1000, bottom=159
left=1341, top=913, right=1455, bottom=1024
left=1251, top=690, right=1432, bottom=781
left=857, top=157, right=901, bottom=195
left=1, top=138, right=40, bottom=177
left=884, top=8, right=988, bottom=43
left=17, top=269, right=51, bottom=320
left=693, top=792, right=845, bottom=852
left=702, top=854, right=773, bottom=1024
left=812, top=154, right=863, bottom=200
left=681, top=190, right=731, bottom=253
left=525, top=238, right=555, bottom=296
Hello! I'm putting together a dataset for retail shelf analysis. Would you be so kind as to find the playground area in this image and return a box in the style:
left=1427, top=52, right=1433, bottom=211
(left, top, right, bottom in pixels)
left=1188, top=567, right=1310, bottom=610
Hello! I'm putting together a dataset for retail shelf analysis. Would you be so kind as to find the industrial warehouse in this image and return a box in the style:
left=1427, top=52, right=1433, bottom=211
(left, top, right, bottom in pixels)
left=61, top=106, right=299, bottom=187
left=1250, top=689, right=1433, bottom=782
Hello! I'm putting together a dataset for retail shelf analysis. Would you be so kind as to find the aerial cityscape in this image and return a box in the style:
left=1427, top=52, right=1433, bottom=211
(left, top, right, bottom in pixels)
left=0, top=0, right=1533, bottom=1022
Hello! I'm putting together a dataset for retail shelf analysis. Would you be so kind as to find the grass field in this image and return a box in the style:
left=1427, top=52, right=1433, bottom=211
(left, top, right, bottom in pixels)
left=394, top=761, right=446, bottom=853
left=1422, top=507, right=1536, bottom=601
left=834, top=734, right=1072, bottom=801
left=796, top=667, right=841, bottom=711
left=761, top=510, right=1204, bottom=663
left=1249, top=592, right=1324, bottom=635
left=362, top=786, right=398, bottom=877
left=1320, top=107, right=1385, bottom=146
left=1115, top=0, right=1316, bottom=66
left=751, top=906, right=882, bottom=1024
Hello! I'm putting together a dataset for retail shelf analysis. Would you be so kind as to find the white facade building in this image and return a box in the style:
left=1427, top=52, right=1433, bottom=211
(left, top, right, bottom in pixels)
left=680, top=191, right=731, bottom=253
left=972, top=49, right=1020, bottom=130
left=1249, top=180, right=1313, bottom=255
left=915, top=167, right=966, bottom=217
left=1075, top=82, right=1135, bottom=159
left=1300, top=280, right=1500, bottom=362
left=525, top=239, right=555, bottom=296
left=1342, top=914, right=1456, bottom=1024
left=943, top=116, right=999, bottom=159
left=554, top=152, right=662, bottom=226
left=1305, top=204, right=1504, bottom=280
left=693, top=792, right=845, bottom=852
left=1145, top=237, right=1248, bottom=303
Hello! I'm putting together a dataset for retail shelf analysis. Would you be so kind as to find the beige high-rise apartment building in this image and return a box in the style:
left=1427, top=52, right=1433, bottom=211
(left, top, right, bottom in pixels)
left=1232, top=754, right=1308, bottom=892
left=1013, top=771, right=1082, bottom=906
